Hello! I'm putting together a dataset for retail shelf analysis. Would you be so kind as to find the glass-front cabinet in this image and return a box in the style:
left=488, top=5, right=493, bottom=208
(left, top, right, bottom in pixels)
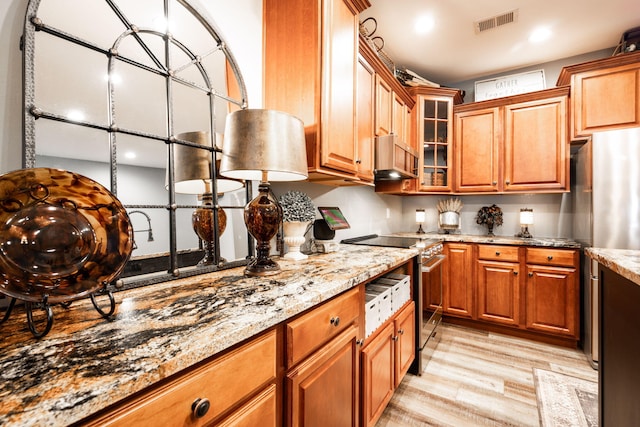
left=411, top=87, right=463, bottom=192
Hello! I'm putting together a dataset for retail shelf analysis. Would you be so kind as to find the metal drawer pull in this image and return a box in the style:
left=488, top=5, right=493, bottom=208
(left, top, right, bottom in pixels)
left=547, top=256, right=553, bottom=261
left=392, top=336, right=399, bottom=342
left=192, top=398, right=211, bottom=418
left=398, top=329, right=404, bottom=335
left=330, top=316, right=340, bottom=327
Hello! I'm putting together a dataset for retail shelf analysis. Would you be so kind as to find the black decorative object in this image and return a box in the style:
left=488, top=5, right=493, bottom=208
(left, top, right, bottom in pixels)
left=475, top=204, right=503, bottom=236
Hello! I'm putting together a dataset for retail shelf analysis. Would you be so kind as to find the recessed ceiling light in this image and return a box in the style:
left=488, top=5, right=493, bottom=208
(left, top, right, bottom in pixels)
left=529, top=27, right=552, bottom=43
left=415, top=15, right=435, bottom=35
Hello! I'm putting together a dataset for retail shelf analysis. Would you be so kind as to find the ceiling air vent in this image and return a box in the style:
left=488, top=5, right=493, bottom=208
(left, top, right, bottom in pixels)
left=474, top=9, right=518, bottom=34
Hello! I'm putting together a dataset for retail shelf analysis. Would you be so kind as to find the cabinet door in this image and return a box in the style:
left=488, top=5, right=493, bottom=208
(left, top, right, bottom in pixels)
left=525, top=265, right=578, bottom=338
left=394, top=302, right=415, bottom=388
left=443, top=243, right=474, bottom=318
left=375, top=74, right=392, bottom=136
left=319, top=0, right=358, bottom=174
left=356, top=55, right=375, bottom=182
left=504, top=95, right=568, bottom=192
left=361, top=322, right=394, bottom=427
left=392, top=92, right=407, bottom=143
left=454, top=107, right=501, bottom=192
left=217, top=384, right=278, bottom=427
left=419, top=96, right=453, bottom=191
left=477, top=260, right=520, bottom=327
left=572, top=62, right=640, bottom=139
left=287, top=325, right=359, bottom=427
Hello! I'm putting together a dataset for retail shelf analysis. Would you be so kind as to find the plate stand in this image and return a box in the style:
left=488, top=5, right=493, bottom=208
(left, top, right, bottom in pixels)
left=0, top=285, right=116, bottom=339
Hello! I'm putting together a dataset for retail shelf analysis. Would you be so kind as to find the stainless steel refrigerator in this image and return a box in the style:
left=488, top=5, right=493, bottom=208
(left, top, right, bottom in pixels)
left=572, top=127, right=640, bottom=369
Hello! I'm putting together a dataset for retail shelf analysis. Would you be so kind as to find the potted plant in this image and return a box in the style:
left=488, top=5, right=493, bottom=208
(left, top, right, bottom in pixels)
left=475, top=204, right=503, bottom=236
left=279, top=191, right=316, bottom=260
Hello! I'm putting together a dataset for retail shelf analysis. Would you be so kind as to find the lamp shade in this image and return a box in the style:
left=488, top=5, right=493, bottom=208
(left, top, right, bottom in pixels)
left=173, top=131, right=244, bottom=194
left=220, top=109, right=308, bottom=182
left=520, top=208, right=534, bottom=225
left=416, top=209, right=426, bottom=223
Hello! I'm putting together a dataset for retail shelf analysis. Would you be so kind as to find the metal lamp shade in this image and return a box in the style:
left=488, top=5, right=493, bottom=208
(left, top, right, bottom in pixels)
left=174, top=131, right=244, bottom=194
left=219, top=109, right=308, bottom=182
left=219, top=109, right=308, bottom=276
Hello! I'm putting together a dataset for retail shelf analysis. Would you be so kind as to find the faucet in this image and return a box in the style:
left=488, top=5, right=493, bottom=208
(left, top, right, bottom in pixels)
left=128, top=210, right=154, bottom=249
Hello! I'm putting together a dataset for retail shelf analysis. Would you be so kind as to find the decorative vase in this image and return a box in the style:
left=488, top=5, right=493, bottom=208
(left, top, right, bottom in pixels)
left=486, top=221, right=495, bottom=236
left=283, top=221, right=310, bottom=260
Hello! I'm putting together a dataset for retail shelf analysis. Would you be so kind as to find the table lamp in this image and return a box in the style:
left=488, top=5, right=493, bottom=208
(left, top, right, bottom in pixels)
left=220, top=109, right=308, bottom=277
left=517, top=208, right=534, bottom=238
left=416, top=209, right=426, bottom=234
left=174, top=131, right=244, bottom=265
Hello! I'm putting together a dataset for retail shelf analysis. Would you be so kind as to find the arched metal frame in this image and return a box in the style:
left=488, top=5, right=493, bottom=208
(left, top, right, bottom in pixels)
left=22, top=0, right=253, bottom=289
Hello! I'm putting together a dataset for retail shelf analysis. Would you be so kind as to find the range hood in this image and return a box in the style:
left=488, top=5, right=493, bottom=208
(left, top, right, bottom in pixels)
left=374, top=135, right=419, bottom=180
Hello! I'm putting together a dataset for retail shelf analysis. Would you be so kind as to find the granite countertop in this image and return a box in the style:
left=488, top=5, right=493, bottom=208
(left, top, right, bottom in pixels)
left=393, top=232, right=581, bottom=248
left=0, top=244, right=418, bottom=427
left=585, top=248, right=640, bottom=286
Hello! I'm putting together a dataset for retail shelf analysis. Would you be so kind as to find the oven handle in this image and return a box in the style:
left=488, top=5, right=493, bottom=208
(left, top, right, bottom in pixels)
left=421, top=254, right=446, bottom=273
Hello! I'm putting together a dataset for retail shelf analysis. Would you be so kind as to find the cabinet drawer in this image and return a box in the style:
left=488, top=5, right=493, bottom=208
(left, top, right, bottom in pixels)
left=84, top=329, right=277, bottom=427
left=526, top=248, right=576, bottom=267
left=286, top=287, right=360, bottom=368
left=478, top=245, right=519, bottom=262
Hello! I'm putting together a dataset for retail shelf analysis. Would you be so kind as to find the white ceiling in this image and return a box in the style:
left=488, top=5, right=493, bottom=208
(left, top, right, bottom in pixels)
left=360, top=0, right=640, bottom=85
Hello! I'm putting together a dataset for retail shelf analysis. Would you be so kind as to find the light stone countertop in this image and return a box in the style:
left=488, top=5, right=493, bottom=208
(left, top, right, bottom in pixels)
left=0, top=244, right=418, bottom=427
left=392, top=232, right=581, bottom=249
left=585, top=248, right=640, bottom=286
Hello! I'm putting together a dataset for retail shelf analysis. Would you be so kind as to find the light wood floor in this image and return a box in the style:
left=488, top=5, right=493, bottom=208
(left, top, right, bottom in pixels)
left=376, top=322, right=597, bottom=426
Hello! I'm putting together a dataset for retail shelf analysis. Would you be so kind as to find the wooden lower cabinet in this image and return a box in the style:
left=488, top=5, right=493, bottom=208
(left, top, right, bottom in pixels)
left=525, top=264, right=578, bottom=337
left=477, top=259, right=520, bottom=327
left=361, top=301, right=415, bottom=427
left=81, top=328, right=280, bottom=427
left=443, top=243, right=474, bottom=318
left=286, top=325, right=360, bottom=427
left=443, top=244, right=580, bottom=346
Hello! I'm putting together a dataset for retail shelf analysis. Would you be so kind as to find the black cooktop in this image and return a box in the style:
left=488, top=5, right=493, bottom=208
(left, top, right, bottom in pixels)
left=341, top=234, right=437, bottom=249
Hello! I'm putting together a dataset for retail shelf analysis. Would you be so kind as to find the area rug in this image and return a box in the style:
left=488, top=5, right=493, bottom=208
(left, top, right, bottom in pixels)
left=534, top=368, right=598, bottom=427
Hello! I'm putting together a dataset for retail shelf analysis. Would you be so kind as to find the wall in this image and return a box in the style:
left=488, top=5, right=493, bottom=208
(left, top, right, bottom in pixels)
left=444, top=48, right=613, bottom=103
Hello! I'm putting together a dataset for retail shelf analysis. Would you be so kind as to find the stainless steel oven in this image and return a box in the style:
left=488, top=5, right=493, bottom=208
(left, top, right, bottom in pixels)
left=341, top=234, right=445, bottom=374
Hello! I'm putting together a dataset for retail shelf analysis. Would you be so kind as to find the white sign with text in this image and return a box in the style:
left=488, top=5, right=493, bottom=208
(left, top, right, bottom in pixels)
left=474, top=69, right=546, bottom=101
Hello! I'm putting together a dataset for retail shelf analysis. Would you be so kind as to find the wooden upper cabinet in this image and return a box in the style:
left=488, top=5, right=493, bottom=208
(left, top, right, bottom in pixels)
left=392, top=91, right=408, bottom=143
left=454, top=106, right=501, bottom=193
left=375, top=74, right=393, bottom=136
left=263, top=0, right=371, bottom=183
left=557, top=51, right=640, bottom=140
left=454, top=87, right=569, bottom=194
left=504, top=91, right=568, bottom=192
left=356, top=54, right=375, bottom=182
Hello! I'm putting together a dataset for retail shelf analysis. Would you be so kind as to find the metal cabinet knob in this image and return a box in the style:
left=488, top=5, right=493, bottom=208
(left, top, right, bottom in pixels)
left=356, top=338, right=364, bottom=346
left=192, top=398, right=211, bottom=419
left=529, top=272, right=534, bottom=277
left=505, top=180, right=511, bottom=185
left=514, top=271, right=518, bottom=275
left=492, top=181, right=497, bottom=185
left=355, top=159, right=362, bottom=164
left=392, top=336, right=399, bottom=342
left=495, top=251, right=501, bottom=256
left=547, top=256, right=553, bottom=261
left=330, top=316, right=340, bottom=327
left=398, top=329, right=404, bottom=335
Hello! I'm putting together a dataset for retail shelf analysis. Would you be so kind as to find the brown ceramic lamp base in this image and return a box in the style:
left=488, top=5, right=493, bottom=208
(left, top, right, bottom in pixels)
left=192, top=193, right=227, bottom=266
left=244, top=182, right=282, bottom=277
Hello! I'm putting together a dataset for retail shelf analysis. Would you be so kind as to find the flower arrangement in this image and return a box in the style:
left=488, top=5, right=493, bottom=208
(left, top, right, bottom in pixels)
left=279, top=191, right=316, bottom=223
left=475, top=204, right=503, bottom=236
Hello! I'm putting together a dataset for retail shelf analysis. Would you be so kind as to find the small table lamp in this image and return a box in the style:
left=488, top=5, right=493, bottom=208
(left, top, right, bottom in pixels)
left=220, top=109, right=308, bottom=277
left=518, top=208, right=534, bottom=238
left=416, top=209, right=426, bottom=234
left=174, top=131, right=244, bottom=266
